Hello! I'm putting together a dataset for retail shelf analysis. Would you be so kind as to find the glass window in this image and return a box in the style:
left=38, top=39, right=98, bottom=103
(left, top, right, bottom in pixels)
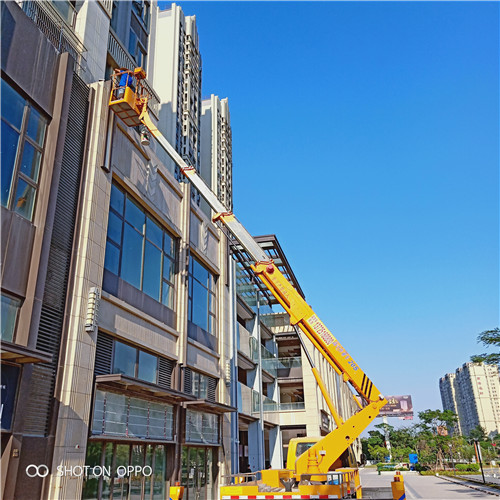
left=26, top=107, right=46, bottom=146
left=138, top=350, right=157, bottom=383
left=1, top=294, right=21, bottom=342
left=91, top=391, right=173, bottom=441
left=1, top=79, right=47, bottom=221
left=128, top=399, right=149, bottom=438
left=19, top=142, right=42, bottom=181
left=107, top=211, right=123, bottom=245
left=129, top=444, right=144, bottom=500
left=146, top=216, right=163, bottom=247
left=145, top=445, right=153, bottom=498
left=125, top=197, right=144, bottom=230
left=1, top=79, right=25, bottom=128
left=13, top=178, right=36, bottom=220
left=188, top=257, right=216, bottom=335
left=92, top=389, right=105, bottom=435
left=104, top=184, right=177, bottom=310
left=102, top=443, right=113, bottom=499
left=110, top=183, right=125, bottom=214
left=143, top=241, right=161, bottom=300
left=104, top=241, right=120, bottom=275
left=121, top=224, right=143, bottom=289
left=113, top=342, right=137, bottom=377
left=191, top=371, right=215, bottom=401
left=129, top=28, right=138, bottom=60
left=191, top=281, right=208, bottom=331
left=84, top=442, right=168, bottom=500
left=82, top=442, right=102, bottom=500
left=185, top=410, right=219, bottom=444
left=1, top=122, right=19, bottom=206
left=114, top=444, right=131, bottom=497
left=104, top=392, right=127, bottom=436
left=153, top=445, right=166, bottom=499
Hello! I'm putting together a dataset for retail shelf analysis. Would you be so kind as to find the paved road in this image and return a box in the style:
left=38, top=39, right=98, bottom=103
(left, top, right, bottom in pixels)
left=360, top=468, right=497, bottom=499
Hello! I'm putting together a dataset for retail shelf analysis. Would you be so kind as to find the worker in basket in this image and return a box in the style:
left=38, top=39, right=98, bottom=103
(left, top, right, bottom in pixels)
left=114, top=69, right=135, bottom=99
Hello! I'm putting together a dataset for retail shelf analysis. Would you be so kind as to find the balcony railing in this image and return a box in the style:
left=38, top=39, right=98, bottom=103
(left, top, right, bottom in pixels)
left=251, top=392, right=304, bottom=413
left=237, top=384, right=305, bottom=415
left=260, top=312, right=294, bottom=333
left=50, top=0, right=76, bottom=27
left=237, top=324, right=278, bottom=376
left=276, top=356, right=302, bottom=378
left=107, top=29, right=159, bottom=119
left=98, top=0, right=113, bottom=18
left=18, top=0, right=86, bottom=71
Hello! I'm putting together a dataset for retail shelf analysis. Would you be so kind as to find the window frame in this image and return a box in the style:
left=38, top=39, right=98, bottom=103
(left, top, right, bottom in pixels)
left=187, top=255, right=217, bottom=336
left=1, top=78, right=48, bottom=221
left=104, top=183, right=177, bottom=309
left=0, top=293, right=22, bottom=343
left=111, top=338, right=159, bottom=385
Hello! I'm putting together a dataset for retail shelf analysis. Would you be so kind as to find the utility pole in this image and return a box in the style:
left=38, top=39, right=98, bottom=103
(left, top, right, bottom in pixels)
left=474, top=440, right=486, bottom=484
left=383, top=415, right=392, bottom=461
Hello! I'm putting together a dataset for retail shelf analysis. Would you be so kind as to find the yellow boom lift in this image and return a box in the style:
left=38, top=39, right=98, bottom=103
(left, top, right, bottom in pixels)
left=109, top=69, right=395, bottom=500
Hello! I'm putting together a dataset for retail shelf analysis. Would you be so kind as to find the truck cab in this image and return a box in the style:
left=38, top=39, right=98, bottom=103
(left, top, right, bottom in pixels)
left=287, top=437, right=357, bottom=472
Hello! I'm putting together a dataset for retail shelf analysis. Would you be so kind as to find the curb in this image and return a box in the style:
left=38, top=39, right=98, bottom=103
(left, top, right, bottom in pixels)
left=438, top=474, right=500, bottom=497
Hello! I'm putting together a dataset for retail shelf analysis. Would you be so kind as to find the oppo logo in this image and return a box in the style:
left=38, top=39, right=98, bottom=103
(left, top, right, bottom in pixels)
left=25, top=464, right=50, bottom=478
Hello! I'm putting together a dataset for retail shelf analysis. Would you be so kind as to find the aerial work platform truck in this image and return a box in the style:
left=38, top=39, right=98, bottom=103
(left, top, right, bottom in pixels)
left=108, top=68, right=405, bottom=500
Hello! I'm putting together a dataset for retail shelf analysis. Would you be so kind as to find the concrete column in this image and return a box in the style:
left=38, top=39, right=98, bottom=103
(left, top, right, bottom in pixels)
left=247, top=421, right=264, bottom=472
left=269, top=425, right=283, bottom=469
left=47, top=81, right=111, bottom=500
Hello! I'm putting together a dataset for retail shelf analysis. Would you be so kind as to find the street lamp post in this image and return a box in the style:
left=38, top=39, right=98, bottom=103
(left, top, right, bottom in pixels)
left=449, top=443, right=455, bottom=475
left=474, top=439, right=486, bottom=484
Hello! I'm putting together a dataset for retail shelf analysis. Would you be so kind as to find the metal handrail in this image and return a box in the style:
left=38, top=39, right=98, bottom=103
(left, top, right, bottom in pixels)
left=107, top=29, right=160, bottom=119
left=18, top=0, right=86, bottom=72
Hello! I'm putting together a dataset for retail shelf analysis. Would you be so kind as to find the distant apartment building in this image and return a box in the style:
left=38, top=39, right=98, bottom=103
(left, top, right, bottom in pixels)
left=201, top=95, right=233, bottom=212
left=440, top=362, right=500, bottom=437
left=153, top=3, right=202, bottom=179
left=439, top=373, right=462, bottom=435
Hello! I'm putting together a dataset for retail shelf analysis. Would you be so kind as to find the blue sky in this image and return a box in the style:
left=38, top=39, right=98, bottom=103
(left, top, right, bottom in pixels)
left=164, top=1, right=499, bottom=425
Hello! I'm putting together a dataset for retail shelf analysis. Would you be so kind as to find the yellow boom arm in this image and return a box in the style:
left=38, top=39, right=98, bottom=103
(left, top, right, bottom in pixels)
left=108, top=69, right=387, bottom=475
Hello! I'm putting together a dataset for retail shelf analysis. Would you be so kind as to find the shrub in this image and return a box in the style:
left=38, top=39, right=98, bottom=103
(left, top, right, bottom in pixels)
left=456, top=463, right=480, bottom=472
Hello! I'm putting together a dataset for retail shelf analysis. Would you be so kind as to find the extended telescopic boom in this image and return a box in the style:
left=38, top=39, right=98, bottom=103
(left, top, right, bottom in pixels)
left=109, top=69, right=387, bottom=474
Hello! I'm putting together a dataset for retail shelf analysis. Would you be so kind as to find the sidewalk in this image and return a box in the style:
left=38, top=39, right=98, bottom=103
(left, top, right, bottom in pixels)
left=438, top=474, right=500, bottom=497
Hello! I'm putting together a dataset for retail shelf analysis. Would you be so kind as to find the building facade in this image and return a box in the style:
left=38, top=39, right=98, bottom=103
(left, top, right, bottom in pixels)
left=440, top=362, right=500, bottom=437
left=1, top=2, right=92, bottom=498
left=2, top=2, right=358, bottom=499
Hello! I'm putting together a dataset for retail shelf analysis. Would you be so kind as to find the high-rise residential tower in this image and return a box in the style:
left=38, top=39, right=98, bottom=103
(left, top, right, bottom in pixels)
left=440, top=362, right=500, bottom=437
left=153, top=3, right=202, bottom=175
left=201, top=95, right=233, bottom=212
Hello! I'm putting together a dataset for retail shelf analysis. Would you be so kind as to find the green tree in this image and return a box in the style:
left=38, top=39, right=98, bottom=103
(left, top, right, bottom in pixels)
left=418, top=409, right=458, bottom=471
left=471, top=328, right=500, bottom=365
left=368, top=444, right=390, bottom=462
left=468, top=425, right=487, bottom=442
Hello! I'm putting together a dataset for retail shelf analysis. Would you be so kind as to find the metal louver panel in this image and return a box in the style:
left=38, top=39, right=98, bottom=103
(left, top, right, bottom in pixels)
left=94, top=333, right=113, bottom=376
left=207, top=376, right=217, bottom=402
left=158, top=357, right=174, bottom=389
left=22, top=364, right=54, bottom=436
left=183, top=367, right=192, bottom=394
left=23, top=73, right=89, bottom=436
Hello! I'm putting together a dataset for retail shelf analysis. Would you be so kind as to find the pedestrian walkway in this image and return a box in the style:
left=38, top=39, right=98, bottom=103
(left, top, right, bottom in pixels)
left=439, top=474, right=500, bottom=497
left=359, top=467, right=496, bottom=499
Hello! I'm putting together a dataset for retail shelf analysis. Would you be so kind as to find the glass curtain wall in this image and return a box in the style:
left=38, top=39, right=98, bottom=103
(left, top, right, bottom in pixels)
left=104, top=183, right=176, bottom=309
left=82, top=442, right=167, bottom=500
left=180, top=447, right=215, bottom=500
